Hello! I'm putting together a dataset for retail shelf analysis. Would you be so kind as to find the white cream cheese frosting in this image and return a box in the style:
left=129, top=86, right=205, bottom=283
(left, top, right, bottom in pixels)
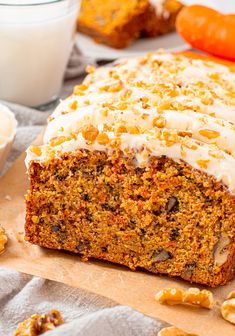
left=148, top=0, right=170, bottom=18
left=26, top=52, right=235, bottom=194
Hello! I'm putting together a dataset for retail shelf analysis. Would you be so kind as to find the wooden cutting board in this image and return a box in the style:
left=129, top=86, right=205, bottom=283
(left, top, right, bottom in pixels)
left=1, top=52, right=235, bottom=336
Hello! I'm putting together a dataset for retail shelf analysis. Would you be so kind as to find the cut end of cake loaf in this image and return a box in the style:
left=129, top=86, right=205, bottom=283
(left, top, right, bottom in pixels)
left=25, top=150, right=235, bottom=287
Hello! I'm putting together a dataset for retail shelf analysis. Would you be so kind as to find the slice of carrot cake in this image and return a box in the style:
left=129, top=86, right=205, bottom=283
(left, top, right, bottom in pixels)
left=25, top=51, right=235, bottom=287
left=77, top=0, right=183, bottom=48
left=77, top=0, right=152, bottom=48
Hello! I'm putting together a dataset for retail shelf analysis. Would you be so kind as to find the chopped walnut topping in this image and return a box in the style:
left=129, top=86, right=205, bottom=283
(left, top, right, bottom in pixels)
left=116, top=125, right=127, bottom=135
left=0, top=226, right=7, bottom=254
left=199, top=129, right=220, bottom=139
left=208, top=150, right=224, bottom=159
left=153, top=116, right=166, bottom=128
left=82, top=125, right=99, bottom=142
left=158, top=101, right=172, bottom=111
left=209, top=73, right=220, bottom=81
left=101, top=81, right=123, bottom=92
left=128, top=126, right=140, bottom=134
left=50, top=136, right=73, bottom=147
left=121, top=89, right=132, bottom=100
left=196, top=159, right=210, bottom=169
left=14, top=309, right=64, bottom=336
left=96, top=133, right=110, bottom=145
left=158, top=326, right=198, bottom=336
left=117, top=102, right=127, bottom=110
left=168, top=90, right=179, bottom=98
left=30, top=146, right=42, bottom=157
left=201, top=97, right=213, bottom=105
left=183, top=142, right=198, bottom=150
left=103, top=124, right=112, bottom=132
left=102, top=102, right=116, bottom=111
left=102, top=109, right=108, bottom=117
left=155, top=287, right=213, bottom=309
left=221, top=298, right=235, bottom=325
left=142, top=102, right=150, bottom=109
left=70, top=100, right=78, bottom=110
left=141, top=113, right=149, bottom=120
left=48, top=116, right=55, bottom=122
left=140, top=96, right=149, bottom=103
left=86, top=65, right=95, bottom=74
left=73, top=84, right=87, bottom=95
left=178, top=131, right=192, bottom=138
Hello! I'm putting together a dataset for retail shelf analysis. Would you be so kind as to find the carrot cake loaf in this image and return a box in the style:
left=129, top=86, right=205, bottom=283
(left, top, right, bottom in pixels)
left=77, top=0, right=183, bottom=48
left=25, top=51, right=235, bottom=287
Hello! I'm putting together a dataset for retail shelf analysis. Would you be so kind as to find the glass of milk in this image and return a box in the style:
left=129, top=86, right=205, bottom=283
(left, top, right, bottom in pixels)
left=0, top=0, right=80, bottom=108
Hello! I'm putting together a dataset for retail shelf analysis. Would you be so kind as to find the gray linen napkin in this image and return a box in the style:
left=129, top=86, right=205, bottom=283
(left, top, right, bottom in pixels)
left=0, top=101, right=165, bottom=335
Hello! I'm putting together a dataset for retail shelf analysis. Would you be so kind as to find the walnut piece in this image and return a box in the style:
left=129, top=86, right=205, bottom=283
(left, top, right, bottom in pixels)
left=155, top=287, right=213, bottom=309
left=158, top=326, right=198, bottom=336
left=183, top=288, right=214, bottom=309
left=14, top=310, right=64, bottom=336
left=221, top=297, right=235, bottom=325
left=155, top=288, right=184, bottom=305
left=0, top=225, right=7, bottom=254
left=213, top=232, right=230, bottom=267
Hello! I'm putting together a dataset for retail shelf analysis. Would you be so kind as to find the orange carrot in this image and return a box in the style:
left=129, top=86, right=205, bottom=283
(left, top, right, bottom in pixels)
left=176, top=5, right=235, bottom=61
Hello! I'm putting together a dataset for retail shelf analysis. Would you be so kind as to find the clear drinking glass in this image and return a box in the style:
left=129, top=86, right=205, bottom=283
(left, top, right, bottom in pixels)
left=0, top=0, right=80, bottom=108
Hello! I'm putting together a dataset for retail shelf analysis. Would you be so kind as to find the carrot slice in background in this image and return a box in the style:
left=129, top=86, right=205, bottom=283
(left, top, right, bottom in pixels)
left=176, top=5, right=235, bottom=61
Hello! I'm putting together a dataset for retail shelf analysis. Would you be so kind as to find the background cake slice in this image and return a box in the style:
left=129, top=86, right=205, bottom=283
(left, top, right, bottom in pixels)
left=25, top=52, right=235, bottom=287
left=77, top=0, right=183, bottom=48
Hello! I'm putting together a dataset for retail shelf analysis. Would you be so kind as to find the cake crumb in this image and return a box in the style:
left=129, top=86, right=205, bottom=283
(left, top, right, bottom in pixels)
left=14, top=309, right=64, bottom=336
left=5, top=195, right=12, bottom=201
left=16, top=231, right=24, bottom=243
left=155, top=287, right=214, bottom=309
left=0, top=225, right=8, bottom=254
left=158, top=326, right=198, bottom=336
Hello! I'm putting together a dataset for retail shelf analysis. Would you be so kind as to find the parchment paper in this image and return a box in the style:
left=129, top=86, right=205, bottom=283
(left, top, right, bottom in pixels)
left=1, top=52, right=235, bottom=336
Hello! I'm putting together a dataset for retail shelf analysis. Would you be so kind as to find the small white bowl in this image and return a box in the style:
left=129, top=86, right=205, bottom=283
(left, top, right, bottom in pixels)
left=0, top=104, right=17, bottom=173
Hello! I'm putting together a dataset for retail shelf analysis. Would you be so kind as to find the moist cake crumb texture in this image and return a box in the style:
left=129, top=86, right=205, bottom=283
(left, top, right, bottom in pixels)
left=25, top=51, right=235, bottom=287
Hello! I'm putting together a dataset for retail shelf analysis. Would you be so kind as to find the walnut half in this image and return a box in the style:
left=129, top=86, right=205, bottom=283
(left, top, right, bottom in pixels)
left=221, top=290, right=235, bottom=325
left=0, top=225, right=7, bottom=254
left=15, top=310, right=64, bottom=336
left=155, top=287, right=214, bottom=309
left=158, top=326, right=198, bottom=336
left=213, top=232, right=230, bottom=267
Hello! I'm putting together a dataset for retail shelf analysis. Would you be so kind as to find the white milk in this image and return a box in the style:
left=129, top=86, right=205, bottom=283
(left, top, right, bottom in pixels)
left=0, top=0, right=79, bottom=107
